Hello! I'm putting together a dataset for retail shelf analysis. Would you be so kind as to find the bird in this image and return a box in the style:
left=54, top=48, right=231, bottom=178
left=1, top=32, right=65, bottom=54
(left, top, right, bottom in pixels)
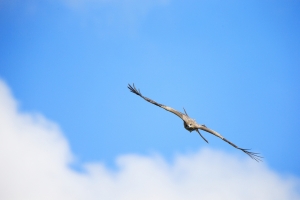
left=128, top=83, right=262, bottom=162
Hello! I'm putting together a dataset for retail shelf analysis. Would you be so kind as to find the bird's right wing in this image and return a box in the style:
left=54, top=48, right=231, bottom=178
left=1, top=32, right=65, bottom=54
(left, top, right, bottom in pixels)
left=197, top=125, right=263, bottom=162
left=128, top=83, right=185, bottom=120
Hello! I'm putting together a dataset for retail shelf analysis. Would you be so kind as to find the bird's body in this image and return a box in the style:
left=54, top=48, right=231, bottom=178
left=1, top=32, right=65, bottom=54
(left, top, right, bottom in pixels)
left=128, top=83, right=262, bottom=162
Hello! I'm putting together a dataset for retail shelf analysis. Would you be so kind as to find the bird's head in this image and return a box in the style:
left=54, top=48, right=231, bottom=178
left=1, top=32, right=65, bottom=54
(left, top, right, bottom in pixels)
left=183, top=119, right=197, bottom=132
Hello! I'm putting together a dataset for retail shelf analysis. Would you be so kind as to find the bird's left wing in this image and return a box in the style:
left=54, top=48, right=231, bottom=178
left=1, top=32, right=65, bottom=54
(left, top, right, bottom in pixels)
left=128, top=83, right=185, bottom=120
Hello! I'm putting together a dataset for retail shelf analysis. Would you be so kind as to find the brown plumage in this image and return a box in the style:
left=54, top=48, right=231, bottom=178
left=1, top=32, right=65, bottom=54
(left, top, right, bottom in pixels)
left=128, top=83, right=262, bottom=162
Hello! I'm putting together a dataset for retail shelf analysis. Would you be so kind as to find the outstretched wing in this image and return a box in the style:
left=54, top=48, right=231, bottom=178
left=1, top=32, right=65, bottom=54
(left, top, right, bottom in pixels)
left=197, top=125, right=263, bottom=162
left=128, top=83, right=185, bottom=120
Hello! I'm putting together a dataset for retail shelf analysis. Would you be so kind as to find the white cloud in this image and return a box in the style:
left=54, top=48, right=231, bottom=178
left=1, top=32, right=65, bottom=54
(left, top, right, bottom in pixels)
left=0, top=79, right=299, bottom=200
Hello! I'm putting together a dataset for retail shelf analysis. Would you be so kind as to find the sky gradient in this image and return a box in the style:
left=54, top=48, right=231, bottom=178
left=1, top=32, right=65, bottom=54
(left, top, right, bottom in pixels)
left=0, top=0, right=300, bottom=199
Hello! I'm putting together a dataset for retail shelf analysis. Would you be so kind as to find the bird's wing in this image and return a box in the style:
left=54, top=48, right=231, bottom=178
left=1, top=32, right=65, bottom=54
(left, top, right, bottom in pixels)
left=197, top=125, right=263, bottom=162
left=128, top=83, right=185, bottom=120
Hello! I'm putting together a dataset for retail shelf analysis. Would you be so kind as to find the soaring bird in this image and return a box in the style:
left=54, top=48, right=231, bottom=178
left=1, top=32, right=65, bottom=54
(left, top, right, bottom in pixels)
left=128, top=83, right=262, bottom=162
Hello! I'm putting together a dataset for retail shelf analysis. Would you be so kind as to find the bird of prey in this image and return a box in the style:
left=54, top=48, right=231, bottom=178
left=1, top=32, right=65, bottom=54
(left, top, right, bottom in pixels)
left=128, top=83, right=262, bottom=162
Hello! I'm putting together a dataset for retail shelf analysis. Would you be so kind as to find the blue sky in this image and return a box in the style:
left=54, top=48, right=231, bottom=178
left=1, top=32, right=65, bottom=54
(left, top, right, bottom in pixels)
left=0, top=0, right=300, bottom=198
